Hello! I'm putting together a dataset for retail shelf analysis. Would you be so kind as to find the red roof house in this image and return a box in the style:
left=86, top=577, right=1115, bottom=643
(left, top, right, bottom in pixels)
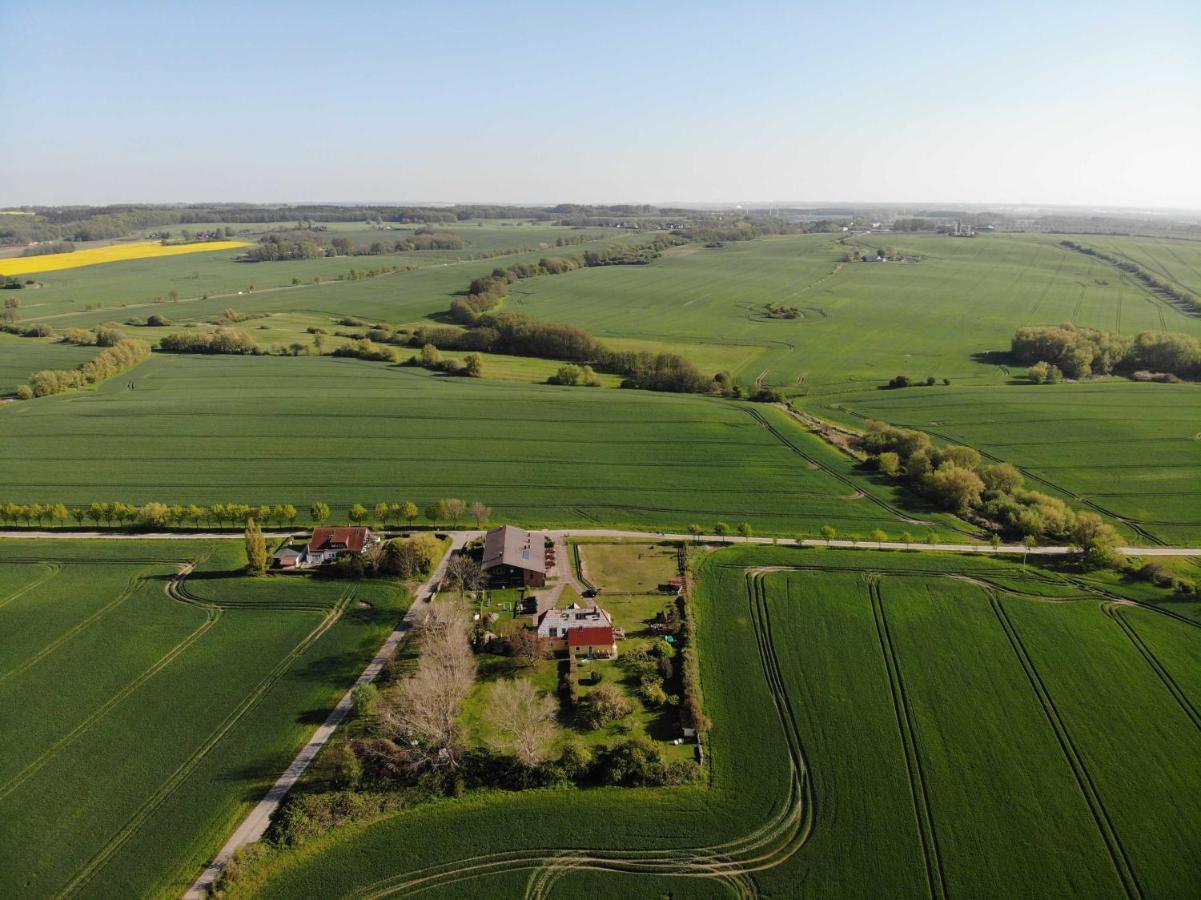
left=305, top=527, right=376, bottom=565
left=567, top=625, right=617, bottom=659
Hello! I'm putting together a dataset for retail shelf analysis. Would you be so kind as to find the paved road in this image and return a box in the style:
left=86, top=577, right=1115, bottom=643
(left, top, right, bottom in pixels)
left=2, top=528, right=1199, bottom=556
left=183, top=533, right=469, bottom=900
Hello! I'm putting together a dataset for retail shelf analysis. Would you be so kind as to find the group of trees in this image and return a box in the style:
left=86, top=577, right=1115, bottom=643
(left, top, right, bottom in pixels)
left=861, top=421, right=1122, bottom=562
left=243, top=229, right=466, bottom=262
left=407, top=343, right=484, bottom=377
left=14, top=338, right=150, bottom=400
left=370, top=600, right=478, bottom=774
left=546, top=363, right=602, bottom=386
left=885, top=374, right=950, bottom=389
left=159, top=328, right=261, bottom=355
left=1012, top=323, right=1201, bottom=381
left=1060, top=241, right=1201, bottom=314
left=59, top=325, right=127, bottom=346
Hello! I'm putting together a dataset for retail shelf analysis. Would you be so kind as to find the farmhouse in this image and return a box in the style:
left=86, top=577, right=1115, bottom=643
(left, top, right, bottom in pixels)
left=537, top=603, right=618, bottom=657
left=305, top=526, right=378, bottom=566
left=567, top=625, right=618, bottom=659
left=481, top=525, right=546, bottom=587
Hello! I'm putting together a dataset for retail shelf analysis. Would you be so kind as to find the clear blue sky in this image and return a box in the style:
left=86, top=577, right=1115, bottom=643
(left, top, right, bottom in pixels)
left=2, top=0, right=1199, bottom=208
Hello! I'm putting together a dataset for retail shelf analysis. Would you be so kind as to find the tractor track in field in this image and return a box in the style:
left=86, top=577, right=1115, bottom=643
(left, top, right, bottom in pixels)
left=0, top=560, right=60, bottom=610
left=0, top=572, right=145, bottom=686
left=1102, top=604, right=1201, bottom=733
left=334, top=571, right=817, bottom=900
left=989, top=595, right=1144, bottom=900
left=868, top=577, right=948, bottom=900
left=57, top=574, right=354, bottom=899
left=0, top=560, right=217, bottom=802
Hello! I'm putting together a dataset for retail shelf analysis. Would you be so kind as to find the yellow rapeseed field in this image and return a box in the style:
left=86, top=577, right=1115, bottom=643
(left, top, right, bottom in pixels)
left=0, top=240, right=250, bottom=276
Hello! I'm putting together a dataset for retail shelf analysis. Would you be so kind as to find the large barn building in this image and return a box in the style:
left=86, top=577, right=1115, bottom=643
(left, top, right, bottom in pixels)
left=481, top=525, right=546, bottom=587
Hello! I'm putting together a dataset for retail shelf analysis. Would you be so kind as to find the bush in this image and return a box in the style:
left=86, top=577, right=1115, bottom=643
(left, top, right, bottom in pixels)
left=578, top=684, right=633, bottom=730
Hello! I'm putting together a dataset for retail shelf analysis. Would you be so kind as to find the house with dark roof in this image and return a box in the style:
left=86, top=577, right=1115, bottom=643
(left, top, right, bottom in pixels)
left=305, top=526, right=378, bottom=566
left=481, top=525, right=546, bottom=587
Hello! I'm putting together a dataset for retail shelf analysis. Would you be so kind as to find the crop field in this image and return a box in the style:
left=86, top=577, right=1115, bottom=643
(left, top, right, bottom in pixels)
left=0, top=334, right=98, bottom=395
left=1084, top=234, right=1201, bottom=298
left=826, top=380, right=1201, bottom=544
left=15, top=224, right=639, bottom=326
left=0, top=353, right=953, bottom=537
left=225, top=545, right=1201, bottom=898
left=512, top=232, right=1201, bottom=389
left=0, top=240, right=251, bottom=276
left=0, top=538, right=408, bottom=899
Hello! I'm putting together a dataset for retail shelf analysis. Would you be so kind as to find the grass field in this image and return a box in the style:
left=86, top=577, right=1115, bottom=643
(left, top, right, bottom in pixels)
left=824, top=379, right=1201, bottom=544
left=0, top=352, right=954, bottom=537
left=223, top=544, right=1201, bottom=898
left=0, top=240, right=250, bottom=276
left=0, top=539, right=408, bottom=899
left=511, top=232, right=1201, bottom=389
left=0, top=334, right=98, bottom=396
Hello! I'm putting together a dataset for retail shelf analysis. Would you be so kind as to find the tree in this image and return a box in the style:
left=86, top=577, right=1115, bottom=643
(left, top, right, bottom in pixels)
left=469, top=501, right=492, bottom=529
left=578, top=684, right=634, bottom=730
left=401, top=501, right=419, bottom=528
left=820, top=525, right=836, bottom=545
left=876, top=451, right=902, bottom=477
left=244, top=518, right=267, bottom=575
left=444, top=498, right=467, bottom=526
left=871, top=529, right=888, bottom=546
left=425, top=500, right=448, bottom=526
left=924, top=464, right=985, bottom=514
left=71, top=506, right=87, bottom=527
left=140, top=502, right=171, bottom=528
left=736, top=521, right=753, bottom=540
left=687, top=523, right=703, bottom=543
left=374, top=502, right=390, bottom=527
left=444, top=553, right=482, bottom=594
left=990, top=533, right=1003, bottom=553
left=901, top=531, right=914, bottom=547
left=349, top=503, right=369, bottom=525
left=484, top=679, right=559, bottom=767
left=310, top=502, right=330, bottom=525
left=714, top=522, right=730, bottom=541
left=463, top=352, right=484, bottom=377
left=980, top=463, right=1024, bottom=494
left=510, top=628, right=549, bottom=668
left=1073, top=512, right=1120, bottom=566
left=281, top=503, right=298, bottom=526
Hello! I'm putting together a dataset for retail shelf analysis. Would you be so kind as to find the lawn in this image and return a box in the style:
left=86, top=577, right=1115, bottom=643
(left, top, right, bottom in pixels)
left=576, top=541, right=680, bottom=593
left=223, top=544, right=1201, bottom=898
left=0, top=539, right=409, bottom=899
left=0, top=352, right=949, bottom=538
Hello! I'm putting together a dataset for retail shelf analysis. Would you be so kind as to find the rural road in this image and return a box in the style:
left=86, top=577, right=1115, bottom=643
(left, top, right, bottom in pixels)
left=183, top=532, right=469, bottom=900
left=2, top=528, right=1199, bottom=557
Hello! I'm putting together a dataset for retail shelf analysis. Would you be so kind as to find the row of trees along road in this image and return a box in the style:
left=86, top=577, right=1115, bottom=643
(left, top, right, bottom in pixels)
left=0, top=498, right=492, bottom=529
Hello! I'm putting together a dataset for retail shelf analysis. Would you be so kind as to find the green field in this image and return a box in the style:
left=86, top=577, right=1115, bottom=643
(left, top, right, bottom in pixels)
left=511, top=232, right=1201, bottom=389
left=0, top=352, right=953, bottom=537
left=0, top=539, right=408, bottom=899
left=0, top=334, right=98, bottom=396
left=825, top=379, right=1201, bottom=544
left=223, top=545, right=1201, bottom=898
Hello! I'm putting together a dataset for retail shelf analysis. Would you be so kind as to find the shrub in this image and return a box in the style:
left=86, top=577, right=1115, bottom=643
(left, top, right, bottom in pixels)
left=578, top=684, right=633, bottom=730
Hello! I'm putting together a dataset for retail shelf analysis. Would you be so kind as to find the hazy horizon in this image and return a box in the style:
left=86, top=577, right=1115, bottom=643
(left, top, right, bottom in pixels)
left=2, top=0, right=1199, bottom=209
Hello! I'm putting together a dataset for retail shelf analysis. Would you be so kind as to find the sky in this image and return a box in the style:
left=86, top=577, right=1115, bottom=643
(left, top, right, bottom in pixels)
left=2, top=0, right=1200, bottom=209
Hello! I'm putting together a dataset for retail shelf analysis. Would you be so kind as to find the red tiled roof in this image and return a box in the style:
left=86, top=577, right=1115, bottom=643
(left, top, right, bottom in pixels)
left=308, top=526, right=371, bottom=553
left=568, top=625, right=615, bottom=647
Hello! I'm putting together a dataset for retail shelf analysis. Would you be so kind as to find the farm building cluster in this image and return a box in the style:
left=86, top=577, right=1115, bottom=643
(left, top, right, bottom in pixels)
left=273, top=526, right=379, bottom=569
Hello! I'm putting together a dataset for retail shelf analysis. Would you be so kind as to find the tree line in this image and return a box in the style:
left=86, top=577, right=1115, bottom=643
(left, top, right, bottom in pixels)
left=0, top=498, right=493, bottom=530
left=1060, top=240, right=1200, bottom=314
left=13, top=338, right=150, bottom=400
left=860, top=421, right=1122, bottom=564
left=243, top=229, right=466, bottom=262
left=1012, top=322, right=1200, bottom=381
